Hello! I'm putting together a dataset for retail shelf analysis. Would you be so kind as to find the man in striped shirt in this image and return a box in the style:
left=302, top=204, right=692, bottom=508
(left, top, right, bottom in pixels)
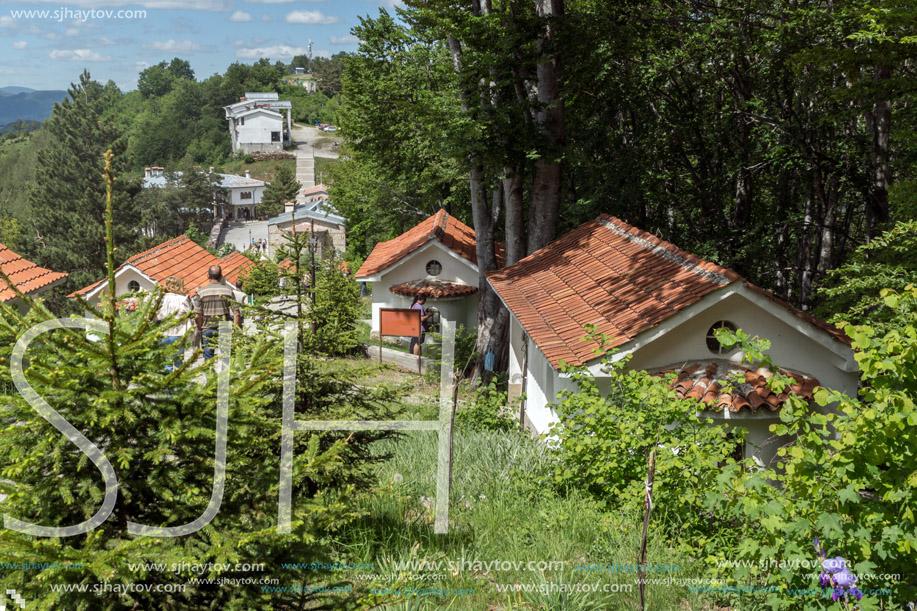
left=194, top=265, right=241, bottom=360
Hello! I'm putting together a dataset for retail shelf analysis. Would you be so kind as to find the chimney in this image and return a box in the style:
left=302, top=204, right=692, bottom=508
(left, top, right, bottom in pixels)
left=284, top=201, right=296, bottom=214
left=144, top=167, right=152, bottom=178
left=209, top=166, right=215, bottom=173
left=245, top=170, right=251, bottom=179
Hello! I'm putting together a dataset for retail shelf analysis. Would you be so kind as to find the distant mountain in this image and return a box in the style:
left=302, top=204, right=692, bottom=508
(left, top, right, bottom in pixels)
left=0, top=86, right=36, bottom=96
left=0, top=89, right=67, bottom=124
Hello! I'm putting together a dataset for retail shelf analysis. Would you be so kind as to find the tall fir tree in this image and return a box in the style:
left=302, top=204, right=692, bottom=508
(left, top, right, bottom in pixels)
left=259, top=164, right=301, bottom=217
left=27, top=70, right=141, bottom=297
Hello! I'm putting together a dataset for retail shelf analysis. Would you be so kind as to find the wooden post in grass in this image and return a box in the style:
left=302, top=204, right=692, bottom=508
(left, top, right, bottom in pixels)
left=638, top=447, right=657, bottom=611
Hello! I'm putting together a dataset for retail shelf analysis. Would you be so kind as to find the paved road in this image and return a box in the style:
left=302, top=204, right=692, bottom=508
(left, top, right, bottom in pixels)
left=222, top=220, right=269, bottom=254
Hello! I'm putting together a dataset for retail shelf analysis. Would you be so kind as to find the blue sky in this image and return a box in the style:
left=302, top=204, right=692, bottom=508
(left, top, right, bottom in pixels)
left=0, top=0, right=397, bottom=91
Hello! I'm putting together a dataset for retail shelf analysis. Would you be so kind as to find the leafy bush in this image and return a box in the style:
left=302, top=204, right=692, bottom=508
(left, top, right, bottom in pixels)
left=700, top=285, right=917, bottom=609
left=548, top=328, right=738, bottom=539
left=455, top=379, right=519, bottom=432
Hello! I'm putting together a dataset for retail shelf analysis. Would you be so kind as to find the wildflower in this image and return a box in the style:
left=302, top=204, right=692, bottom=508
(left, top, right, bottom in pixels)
left=819, top=572, right=831, bottom=588
left=834, top=569, right=857, bottom=588
left=848, top=586, right=863, bottom=601
left=823, top=556, right=846, bottom=573
left=832, top=587, right=845, bottom=602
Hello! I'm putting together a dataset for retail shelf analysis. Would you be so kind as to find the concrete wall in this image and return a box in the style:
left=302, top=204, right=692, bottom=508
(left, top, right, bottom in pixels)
left=236, top=112, right=284, bottom=153
left=366, top=241, right=480, bottom=334
left=228, top=186, right=265, bottom=206
left=626, top=292, right=857, bottom=397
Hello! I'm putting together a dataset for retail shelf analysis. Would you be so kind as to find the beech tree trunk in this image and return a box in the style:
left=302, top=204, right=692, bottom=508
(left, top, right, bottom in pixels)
left=867, top=64, right=892, bottom=240
left=527, top=0, right=565, bottom=255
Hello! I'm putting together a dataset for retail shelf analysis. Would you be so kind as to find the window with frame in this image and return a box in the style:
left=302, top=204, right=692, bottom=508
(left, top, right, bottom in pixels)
left=127, top=280, right=141, bottom=293
left=240, top=191, right=253, bottom=200
left=426, top=260, right=442, bottom=276
left=271, top=131, right=281, bottom=142
left=706, top=320, right=738, bottom=354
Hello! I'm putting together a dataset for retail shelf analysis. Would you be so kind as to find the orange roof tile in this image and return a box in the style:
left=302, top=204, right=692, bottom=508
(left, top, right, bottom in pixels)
left=487, top=214, right=847, bottom=369
left=390, top=280, right=478, bottom=299
left=69, top=237, right=254, bottom=299
left=0, top=243, right=68, bottom=302
left=355, top=210, right=504, bottom=278
left=658, top=361, right=819, bottom=413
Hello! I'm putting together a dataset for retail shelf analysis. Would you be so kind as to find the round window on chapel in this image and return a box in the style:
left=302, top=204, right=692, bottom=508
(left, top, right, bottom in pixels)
left=706, top=320, right=738, bottom=355
left=426, top=260, right=442, bottom=276
left=128, top=280, right=141, bottom=293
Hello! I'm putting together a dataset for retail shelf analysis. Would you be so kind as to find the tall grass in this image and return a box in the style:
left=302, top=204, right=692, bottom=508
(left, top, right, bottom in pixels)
left=331, top=428, right=716, bottom=610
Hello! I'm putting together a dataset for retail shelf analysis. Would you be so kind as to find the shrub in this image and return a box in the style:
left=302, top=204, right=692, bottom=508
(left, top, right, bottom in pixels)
left=455, top=379, right=519, bottom=432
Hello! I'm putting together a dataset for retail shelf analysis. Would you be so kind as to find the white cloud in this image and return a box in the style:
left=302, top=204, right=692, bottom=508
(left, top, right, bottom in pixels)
left=26, top=0, right=231, bottom=9
left=244, top=0, right=294, bottom=3
left=13, top=40, right=27, bottom=49
left=285, top=10, right=340, bottom=25
left=49, top=49, right=112, bottom=61
left=148, top=39, right=200, bottom=53
left=134, top=60, right=150, bottom=70
left=236, top=44, right=307, bottom=59
left=329, top=34, right=358, bottom=45
left=0, top=16, right=15, bottom=28
left=229, top=11, right=253, bottom=22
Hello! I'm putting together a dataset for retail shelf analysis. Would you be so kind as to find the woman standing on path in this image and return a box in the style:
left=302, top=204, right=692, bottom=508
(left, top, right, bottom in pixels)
left=409, top=294, right=433, bottom=356
left=156, top=276, right=193, bottom=371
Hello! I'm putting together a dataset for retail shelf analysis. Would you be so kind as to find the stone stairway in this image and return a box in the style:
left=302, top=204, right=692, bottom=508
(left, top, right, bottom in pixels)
left=295, top=145, right=315, bottom=201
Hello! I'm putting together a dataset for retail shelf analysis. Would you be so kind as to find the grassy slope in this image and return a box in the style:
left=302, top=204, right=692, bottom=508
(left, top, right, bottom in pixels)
left=332, top=428, right=714, bottom=610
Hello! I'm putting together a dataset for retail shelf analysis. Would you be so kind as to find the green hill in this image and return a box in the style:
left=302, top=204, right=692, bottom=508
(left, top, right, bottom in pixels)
left=0, top=89, right=67, bottom=124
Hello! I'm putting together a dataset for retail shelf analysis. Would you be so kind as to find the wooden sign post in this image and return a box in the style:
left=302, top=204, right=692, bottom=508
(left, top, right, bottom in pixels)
left=379, top=308, right=423, bottom=373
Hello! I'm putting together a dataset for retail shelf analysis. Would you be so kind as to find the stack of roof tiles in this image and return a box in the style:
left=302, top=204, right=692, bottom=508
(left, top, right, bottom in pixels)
left=0, top=243, right=68, bottom=302
left=487, top=214, right=849, bottom=369
left=70, top=236, right=253, bottom=298
left=389, top=279, right=477, bottom=298
left=658, top=361, right=819, bottom=413
left=356, top=210, right=504, bottom=278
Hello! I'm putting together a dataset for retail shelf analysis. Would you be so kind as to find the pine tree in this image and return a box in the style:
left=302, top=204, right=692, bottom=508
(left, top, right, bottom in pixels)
left=0, top=153, right=371, bottom=610
left=260, top=164, right=301, bottom=217
left=27, top=70, right=142, bottom=297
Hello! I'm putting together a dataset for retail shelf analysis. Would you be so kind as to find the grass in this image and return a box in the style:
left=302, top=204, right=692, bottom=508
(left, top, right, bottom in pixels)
left=218, top=158, right=296, bottom=183
left=329, top=428, right=717, bottom=611
left=315, top=156, right=339, bottom=182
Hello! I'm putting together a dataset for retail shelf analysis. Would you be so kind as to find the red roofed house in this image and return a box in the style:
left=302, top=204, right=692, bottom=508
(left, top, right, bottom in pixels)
left=356, top=210, right=503, bottom=337
left=0, top=243, right=68, bottom=314
left=486, top=214, right=857, bottom=468
left=70, top=236, right=253, bottom=305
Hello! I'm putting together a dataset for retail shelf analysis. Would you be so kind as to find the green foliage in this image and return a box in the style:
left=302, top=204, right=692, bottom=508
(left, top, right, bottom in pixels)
left=333, top=11, right=470, bottom=259
left=309, top=256, right=363, bottom=357
left=694, top=290, right=917, bottom=609
left=260, top=163, right=301, bottom=217
left=548, top=327, right=739, bottom=528
left=183, top=222, right=208, bottom=248
left=240, top=260, right=284, bottom=304
left=0, top=164, right=365, bottom=609
left=0, top=217, right=22, bottom=250
left=817, top=220, right=917, bottom=332
left=455, top=380, right=518, bottom=433
left=27, top=71, right=142, bottom=296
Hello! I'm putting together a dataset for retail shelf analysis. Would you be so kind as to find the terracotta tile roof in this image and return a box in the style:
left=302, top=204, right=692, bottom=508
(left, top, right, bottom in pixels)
left=355, top=210, right=505, bottom=278
left=219, top=251, right=254, bottom=285
left=658, top=360, right=819, bottom=413
left=70, top=237, right=254, bottom=298
left=0, top=243, right=68, bottom=302
left=390, top=280, right=478, bottom=299
left=487, top=214, right=846, bottom=369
